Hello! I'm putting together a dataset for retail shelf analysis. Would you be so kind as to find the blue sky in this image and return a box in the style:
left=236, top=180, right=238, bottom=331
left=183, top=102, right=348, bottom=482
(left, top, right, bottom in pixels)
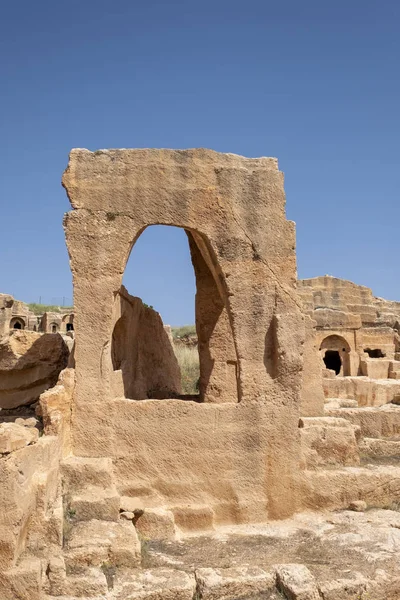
left=1, top=0, right=399, bottom=325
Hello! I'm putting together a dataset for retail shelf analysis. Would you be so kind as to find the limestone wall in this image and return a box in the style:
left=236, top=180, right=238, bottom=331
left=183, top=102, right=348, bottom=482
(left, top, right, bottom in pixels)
left=62, top=148, right=305, bottom=521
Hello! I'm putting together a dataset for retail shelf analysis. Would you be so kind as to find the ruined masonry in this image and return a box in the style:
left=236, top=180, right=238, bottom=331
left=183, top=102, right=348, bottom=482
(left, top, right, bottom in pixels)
left=1, top=148, right=400, bottom=600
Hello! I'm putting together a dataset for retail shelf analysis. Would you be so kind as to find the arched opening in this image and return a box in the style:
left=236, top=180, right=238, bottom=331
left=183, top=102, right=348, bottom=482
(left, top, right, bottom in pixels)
left=10, top=318, right=25, bottom=330
left=323, top=350, right=342, bottom=375
left=51, top=323, right=58, bottom=333
left=320, top=335, right=351, bottom=376
left=66, top=323, right=74, bottom=332
left=110, top=225, right=238, bottom=402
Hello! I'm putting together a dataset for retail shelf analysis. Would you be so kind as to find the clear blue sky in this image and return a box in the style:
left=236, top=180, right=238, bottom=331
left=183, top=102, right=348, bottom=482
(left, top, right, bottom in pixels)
left=1, top=0, right=399, bottom=325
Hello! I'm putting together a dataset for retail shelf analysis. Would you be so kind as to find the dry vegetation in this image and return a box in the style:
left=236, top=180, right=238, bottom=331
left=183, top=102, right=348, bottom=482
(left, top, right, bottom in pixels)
left=171, top=325, right=197, bottom=340
left=28, top=303, right=73, bottom=315
left=173, top=342, right=200, bottom=395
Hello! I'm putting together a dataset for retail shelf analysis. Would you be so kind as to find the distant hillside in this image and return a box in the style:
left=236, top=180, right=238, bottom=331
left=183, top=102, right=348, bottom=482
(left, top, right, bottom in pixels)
left=28, top=303, right=73, bottom=315
left=171, top=325, right=197, bottom=341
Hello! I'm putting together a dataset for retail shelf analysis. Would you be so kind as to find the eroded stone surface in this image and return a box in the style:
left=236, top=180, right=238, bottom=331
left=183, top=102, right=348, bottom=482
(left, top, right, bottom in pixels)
left=195, top=565, right=276, bottom=599
left=0, top=330, right=69, bottom=409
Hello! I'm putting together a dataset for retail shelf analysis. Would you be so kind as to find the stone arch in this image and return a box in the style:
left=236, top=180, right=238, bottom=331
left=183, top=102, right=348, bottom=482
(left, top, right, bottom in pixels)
left=62, top=313, right=75, bottom=333
left=63, top=149, right=305, bottom=520
left=320, top=335, right=351, bottom=376
left=10, top=317, right=25, bottom=330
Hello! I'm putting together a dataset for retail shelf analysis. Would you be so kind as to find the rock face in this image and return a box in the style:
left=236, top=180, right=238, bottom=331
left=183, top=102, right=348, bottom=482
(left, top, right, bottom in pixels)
left=107, top=286, right=181, bottom=399
left=0, top=330, right=69, bottom=408
left=63, top=148, right=304, bottom=522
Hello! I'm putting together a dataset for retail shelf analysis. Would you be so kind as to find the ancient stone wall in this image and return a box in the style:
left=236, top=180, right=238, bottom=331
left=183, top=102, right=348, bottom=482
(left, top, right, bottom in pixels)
left=62, top=148, right=305, bottom=521
left=0, top=369, right=74, bottom=577
left=298, top=276, right=400, bottom=404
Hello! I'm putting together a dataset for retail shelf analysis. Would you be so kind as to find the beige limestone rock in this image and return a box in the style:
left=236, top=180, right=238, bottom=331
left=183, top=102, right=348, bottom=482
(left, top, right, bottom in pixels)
left=68, top=485, right=120, bottom=521
left=62, top=456, right=114, bottom=493
left=360, top=357, right=391, bottom=379
left=0, top=421, right=39, bottom=454
left=301, top=465, right=400, bottom=511
left=172, top=505, right=215, bottom=533
left=359, top=437, right=400, bottom=459
left=120, top=496, right=145, bottom=513
left=65, top=519, right=141, bottom=568
left=299, top=417, right=360, bottom=469
left=348, top=500, right=367, bottom=512
left=59, top=567, right=108, bottom=597
left=120, top=510, right=135, bottom=520
left=0, top=433, right=62, bottom=571
left=195, top=566, right=276, bottom=599
left=113, top=567, right=196, bottom=600
left=0, top=330, right=69, bottom=409
left=276, top=564, right=320, bottom=600
left=324, top=404, right=400, bottom=439
left=300, top=316, right=325, bottom=417
left=318, top=572, right=368, bottom=600
left=135, top=508, right=176, bottom=540
left=323, top=376, right=400, bottom=407
left=0, top=557, right=42, bottom=600
left=108, top=286, right=181, bottom=400
left=46, top=555, right=66, bottom=596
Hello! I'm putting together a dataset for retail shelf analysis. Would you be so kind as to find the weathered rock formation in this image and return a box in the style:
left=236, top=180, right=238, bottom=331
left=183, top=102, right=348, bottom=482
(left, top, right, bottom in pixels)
left=108, top=285, right=181, bottom=399
left=0, top=330, right=69, bottom=408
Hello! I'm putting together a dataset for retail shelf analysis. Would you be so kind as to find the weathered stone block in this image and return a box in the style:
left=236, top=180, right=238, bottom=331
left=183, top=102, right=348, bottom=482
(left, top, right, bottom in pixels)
left=135, top=508, right=176, bottom=540
left=276, top=564, right=320, bottom=600
left=195, top=566, right=276, bottom=599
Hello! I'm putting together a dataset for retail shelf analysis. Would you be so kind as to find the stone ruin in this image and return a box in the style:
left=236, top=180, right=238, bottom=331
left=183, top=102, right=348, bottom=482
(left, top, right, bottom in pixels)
left=0, top=293, right=75, bottom=336
left=1, top=148, right=400, bottom=599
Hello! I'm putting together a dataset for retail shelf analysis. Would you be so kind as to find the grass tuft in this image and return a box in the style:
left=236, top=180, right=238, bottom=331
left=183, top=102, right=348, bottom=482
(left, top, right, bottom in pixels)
left=174, top=344, right=200, bottom=395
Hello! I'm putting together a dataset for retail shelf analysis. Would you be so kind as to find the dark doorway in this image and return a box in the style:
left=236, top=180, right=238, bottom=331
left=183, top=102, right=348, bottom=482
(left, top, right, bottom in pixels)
left=324, top=350, right=342, bottom=375
left=51, top=324, right=58, bottom=333
left=365, top=348, right=385, bottom=358
left=13, top=321, right=22, bottom=329
left=66, top=323, right=74, bottom=332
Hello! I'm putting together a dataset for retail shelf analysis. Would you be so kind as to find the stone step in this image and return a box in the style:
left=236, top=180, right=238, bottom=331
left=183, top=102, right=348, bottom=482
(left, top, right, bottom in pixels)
left=47, top=560, right=108, bottom=597
left=113, top=567, right=196, bottom=600
left=63, top=519, right=141, bottom=570
left=68, top=485, right=120, bottom=521
left=299, top=417, right=360, bottom=469
left=303, top=465, right=400, bottom=511
left=62, top=456, right=114, bottom=494
left=324, top=397, right=358, bottom=409
left=359, top=437, right=400, bottom=460
left=324, top=404, right=400, bottom=439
